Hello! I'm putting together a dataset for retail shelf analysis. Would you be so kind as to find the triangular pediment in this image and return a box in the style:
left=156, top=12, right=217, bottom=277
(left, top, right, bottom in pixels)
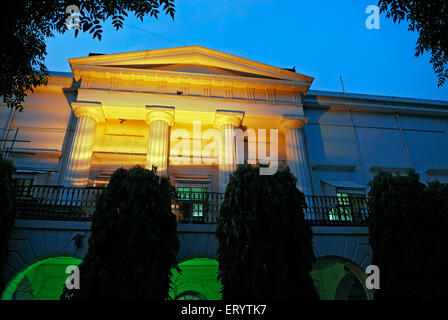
left=69, top=46, right=313, bottom=85
left=101, top=63, right=284, bottom=80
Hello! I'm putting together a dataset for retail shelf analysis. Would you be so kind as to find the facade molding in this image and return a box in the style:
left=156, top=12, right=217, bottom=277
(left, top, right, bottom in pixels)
left=72, top=101, right=105, bottom=123
left=369, top=166, right=413, bottom=174
left=69, top=45, right=314, bottom=85
left=426, top=168, right=448, bottom=176
left=213, top=110, right=245, bottom=129
left=77, top=87, right=305, bottom=109
left=304, top=92, right=448, bottom=117
left=311, top=163, right=357, bottom=172
left=279, top=114, right=308, bottom=135
left=145, top=105, right=175, bottom=126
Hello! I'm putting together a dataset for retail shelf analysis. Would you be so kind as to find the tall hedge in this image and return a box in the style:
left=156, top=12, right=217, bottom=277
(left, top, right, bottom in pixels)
left=216, top=165, right=318, bottom=300
left=422, top=180, right=448, bottom=298
left=368, top=170, right=448, bottom=299
left=61, top=165, right=179, bottom=300
left=0, top=155, right=16, bottom=294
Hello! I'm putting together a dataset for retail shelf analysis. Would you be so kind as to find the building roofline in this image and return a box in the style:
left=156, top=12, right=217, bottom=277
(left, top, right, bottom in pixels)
left=306, top=90, right=448, bottom=107
left=48, top=71, right=73, bottom=78
left=46, top=71, right=448, bottom=109
left=68, top=45, right=314, bottom=87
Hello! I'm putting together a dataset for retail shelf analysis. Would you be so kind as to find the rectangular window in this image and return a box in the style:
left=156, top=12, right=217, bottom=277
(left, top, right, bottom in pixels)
left=177, top=187, right=209, bottom=218
left=94, top=183, right=108, bottom=188
left=14, top=178, right=33, bottom=198
left=329, top=192, right=367, bottom=222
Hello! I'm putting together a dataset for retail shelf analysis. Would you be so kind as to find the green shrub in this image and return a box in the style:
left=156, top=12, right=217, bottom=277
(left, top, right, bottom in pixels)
left=419, top=180, right=448, bottom=298
left=0, top=154, right=16, bottom=293
left=216, top=165, right=318, bottom=300
left=61, top=165, right=179, bottom=300
left=368, top=170, right=448, bottom=299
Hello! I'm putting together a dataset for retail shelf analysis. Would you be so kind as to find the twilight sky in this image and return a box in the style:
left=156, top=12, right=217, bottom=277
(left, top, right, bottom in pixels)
left=45, top=0, right=448, bottom=101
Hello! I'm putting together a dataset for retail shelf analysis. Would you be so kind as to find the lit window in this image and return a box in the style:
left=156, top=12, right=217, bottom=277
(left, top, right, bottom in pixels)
left=94, top=183, right=108, bottom=188
left=14, top=178, right=33, bottom=198
left=329, top=193, right=367, bottom=222
left=177, top=187, right=208, bottom=217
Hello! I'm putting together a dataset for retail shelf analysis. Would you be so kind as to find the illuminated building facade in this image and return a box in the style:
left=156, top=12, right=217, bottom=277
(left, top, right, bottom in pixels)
left=1, top=46, right=448, bottom=300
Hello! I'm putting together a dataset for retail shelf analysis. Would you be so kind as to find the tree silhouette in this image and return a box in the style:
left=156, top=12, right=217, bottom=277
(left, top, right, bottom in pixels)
left=378, top=0, right=448, bottom=86
left=1, top=0, right=175, bottom=111
left=61, top=165, right=179, bottom=300
left=368, top=170, right=448, bottom=299
left=0, top=155, right=16, bottom=293
left=216, top=165, right=318, bottom=300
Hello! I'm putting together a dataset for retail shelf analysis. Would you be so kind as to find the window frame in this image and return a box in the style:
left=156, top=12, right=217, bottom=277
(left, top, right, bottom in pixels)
left=14, top=177, right=34, bottom=198
left=175, top=181, right=211, bottom=220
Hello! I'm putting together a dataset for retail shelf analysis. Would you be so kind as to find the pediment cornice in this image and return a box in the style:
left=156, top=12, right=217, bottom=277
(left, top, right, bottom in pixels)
left=69, top=46, right=313, bottom=92
left=71, top=64, right=310, bottom=91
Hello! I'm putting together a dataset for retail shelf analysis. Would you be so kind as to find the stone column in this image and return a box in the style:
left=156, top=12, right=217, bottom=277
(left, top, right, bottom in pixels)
left=145, top=106, right=175, bottom=175
left=214, top=111, right=244, bottom=193
left=279, top=116, right=313, bottom=195
left=63, top=102, right=105, bottom=187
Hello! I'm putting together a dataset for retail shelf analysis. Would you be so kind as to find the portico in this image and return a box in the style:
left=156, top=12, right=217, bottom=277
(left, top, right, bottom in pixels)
left=62, top=46, right=314, bottom=193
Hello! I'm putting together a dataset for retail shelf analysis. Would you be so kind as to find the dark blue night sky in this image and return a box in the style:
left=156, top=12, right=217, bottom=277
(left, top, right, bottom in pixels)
left=45, top=0, right=448, bottom=101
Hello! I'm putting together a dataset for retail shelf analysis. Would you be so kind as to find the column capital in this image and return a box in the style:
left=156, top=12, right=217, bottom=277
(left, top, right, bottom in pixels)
left=214, top=110, right=245, bottom=129
left=279, top=115, right=308, bottom=135
left=145, top=105, right=175, bottom=126
left=72, top=101, right=105, bottom=123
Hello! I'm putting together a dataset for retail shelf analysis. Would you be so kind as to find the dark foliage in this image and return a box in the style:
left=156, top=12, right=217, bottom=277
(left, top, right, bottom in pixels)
left=216, top=165, right=318, bottom=300
left=60, top=165, right=179, bottom=300
left=1, top=0, right=175, bottom=111
left=378, top=0, right=448, bottom=86
left=0, top=155, right=16, bottom=293
left=419, top=180, right=448, bottom=298
left=368, top=170, right=448, bottom=299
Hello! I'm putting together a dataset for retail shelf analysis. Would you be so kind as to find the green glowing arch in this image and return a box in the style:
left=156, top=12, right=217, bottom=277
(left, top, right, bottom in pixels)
left=2, top=256, right=222, bottom=300
left=169, top=257, right=222, bottom=300
left=1, top=256, right=82, bottom=300
left=311, top=256, right=373, bottom=300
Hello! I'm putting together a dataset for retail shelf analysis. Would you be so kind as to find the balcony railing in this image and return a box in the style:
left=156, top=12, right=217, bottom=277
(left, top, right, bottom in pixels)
left=15, top=185, right=102, bottom=221
left=304, top=195, right=368, bottom=226
left=14, top=185, right=368, bottom=226
left=172, top=192, right=225, bottom=224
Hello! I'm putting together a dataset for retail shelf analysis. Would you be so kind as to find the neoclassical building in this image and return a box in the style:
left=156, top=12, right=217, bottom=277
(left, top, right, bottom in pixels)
left=1, top=46, right=448, bottom=300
